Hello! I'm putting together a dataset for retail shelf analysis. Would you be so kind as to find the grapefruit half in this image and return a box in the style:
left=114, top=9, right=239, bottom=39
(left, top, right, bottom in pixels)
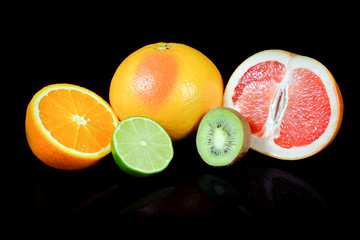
left=224, top=50, right=343, bottom=160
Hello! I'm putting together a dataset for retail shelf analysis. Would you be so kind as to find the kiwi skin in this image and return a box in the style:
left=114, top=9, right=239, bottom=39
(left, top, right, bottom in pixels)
left=221, top=107, right=251, bottom=165
left=197, top=107, right=251, bottom=166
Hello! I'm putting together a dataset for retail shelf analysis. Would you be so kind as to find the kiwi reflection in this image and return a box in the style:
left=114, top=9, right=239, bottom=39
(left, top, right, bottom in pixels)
left=197, top=174, right=244, bottom=207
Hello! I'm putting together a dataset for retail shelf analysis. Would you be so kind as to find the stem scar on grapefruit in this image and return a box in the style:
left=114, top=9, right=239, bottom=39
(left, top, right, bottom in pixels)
left=224, top=50, right=343, bottom=160
left=109, top=42, right=224, bottom=141
left=25, top=84, right=119, bottom=170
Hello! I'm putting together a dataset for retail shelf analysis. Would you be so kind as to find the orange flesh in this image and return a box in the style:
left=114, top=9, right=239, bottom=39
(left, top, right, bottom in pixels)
left=233, top=61, right=331, bottom=149
left=133, top=51, right=178, bottom=105
left=38, top=89, right=116, bottom=153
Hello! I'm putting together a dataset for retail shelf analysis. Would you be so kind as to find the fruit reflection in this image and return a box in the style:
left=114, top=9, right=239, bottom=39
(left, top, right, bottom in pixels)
left=197, top=174, right=244, bottom=207
left=30, top=166, right=327, bottom=220
left=122, top=178, right=214, bottom=218
left=241, top=167, right=327, bottom=218
left=121, top=167, right=327, bottom=219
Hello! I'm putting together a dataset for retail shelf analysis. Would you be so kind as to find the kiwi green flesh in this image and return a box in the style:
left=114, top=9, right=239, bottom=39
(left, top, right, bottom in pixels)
left=196, top=108, right=251, bottom=166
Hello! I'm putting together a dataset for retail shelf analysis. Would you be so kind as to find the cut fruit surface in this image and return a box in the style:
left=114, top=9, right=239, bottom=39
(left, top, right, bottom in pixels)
left=224, top=50, right=343, bottom=160
left=196, top=108, right=251, bottom=166
left=25, top=84, right=119, bottom=170
left=111, top=116, right=174, bottom=177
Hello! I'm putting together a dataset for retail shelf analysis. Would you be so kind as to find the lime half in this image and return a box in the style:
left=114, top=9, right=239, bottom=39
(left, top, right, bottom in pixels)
left=111, top=116, right=174, bottom=177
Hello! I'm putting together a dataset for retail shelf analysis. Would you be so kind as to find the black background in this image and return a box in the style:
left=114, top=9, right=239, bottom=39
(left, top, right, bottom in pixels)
left=4, top=0, right=357, bottom=234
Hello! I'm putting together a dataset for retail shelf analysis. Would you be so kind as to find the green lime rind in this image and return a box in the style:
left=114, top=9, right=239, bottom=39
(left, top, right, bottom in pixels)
left=111, top=116, right=174, bottom=177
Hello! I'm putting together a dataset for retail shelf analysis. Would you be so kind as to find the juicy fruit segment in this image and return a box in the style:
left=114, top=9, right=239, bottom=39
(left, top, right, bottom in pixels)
left=111, top=117, right=174, bottom=177
left=224, top=50, right=343, bottom=159
left=275, top=68, right=331, bottom=148
left=232, top=61, right=286, bottom=136
left=109, top=42, right=223, bottom=141
left=196, top=108, right=251, bottom=166
left=233, top=62, right=331, bottom=148
left=25, top=84, right=119, bottom=170
left=38, top=87, right=116, bottom=152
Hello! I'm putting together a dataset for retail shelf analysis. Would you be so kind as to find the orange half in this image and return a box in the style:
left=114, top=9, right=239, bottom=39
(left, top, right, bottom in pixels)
left=25, top=84, right=119, bottom=170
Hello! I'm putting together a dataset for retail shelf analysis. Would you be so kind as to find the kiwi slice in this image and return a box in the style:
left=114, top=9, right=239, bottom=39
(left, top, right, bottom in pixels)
left=196, top=107, right=251, bottom=166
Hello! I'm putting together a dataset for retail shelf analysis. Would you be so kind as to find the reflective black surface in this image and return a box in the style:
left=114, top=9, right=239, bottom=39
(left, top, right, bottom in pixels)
left=5, top=0, right=356, bottom=232
left=19, top=136, right=355, bottom=225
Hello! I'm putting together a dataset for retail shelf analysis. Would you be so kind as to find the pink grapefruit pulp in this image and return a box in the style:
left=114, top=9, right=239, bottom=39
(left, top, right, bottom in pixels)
left=224, top=50, right=343, bottom=160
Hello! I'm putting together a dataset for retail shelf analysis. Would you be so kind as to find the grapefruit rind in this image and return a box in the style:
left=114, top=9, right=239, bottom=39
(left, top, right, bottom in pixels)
left=109, top=42, right=223, bottom=141
left=224, top=50, right=343, bottom=160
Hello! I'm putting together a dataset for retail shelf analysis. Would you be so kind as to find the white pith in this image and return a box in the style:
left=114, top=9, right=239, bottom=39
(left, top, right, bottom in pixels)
left=223, top=50, right=342, bottom=160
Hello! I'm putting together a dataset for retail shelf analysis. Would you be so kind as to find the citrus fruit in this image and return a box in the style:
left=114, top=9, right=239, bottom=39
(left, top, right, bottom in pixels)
left=25, top=83, right=119, bottom=170
left=109, top=42, right=223, bottom=141
left=223, top=50, right=343, bottom=160
left=111, top=116, right=174, bottom=177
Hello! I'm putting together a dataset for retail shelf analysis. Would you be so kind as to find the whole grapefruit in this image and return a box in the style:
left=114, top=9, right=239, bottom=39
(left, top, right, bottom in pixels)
left=109, top=42, right=223, bottom=141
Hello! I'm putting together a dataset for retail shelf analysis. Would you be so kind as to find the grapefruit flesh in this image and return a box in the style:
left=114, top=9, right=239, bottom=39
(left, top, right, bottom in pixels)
left=224, top=50, right=343, bottom=160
